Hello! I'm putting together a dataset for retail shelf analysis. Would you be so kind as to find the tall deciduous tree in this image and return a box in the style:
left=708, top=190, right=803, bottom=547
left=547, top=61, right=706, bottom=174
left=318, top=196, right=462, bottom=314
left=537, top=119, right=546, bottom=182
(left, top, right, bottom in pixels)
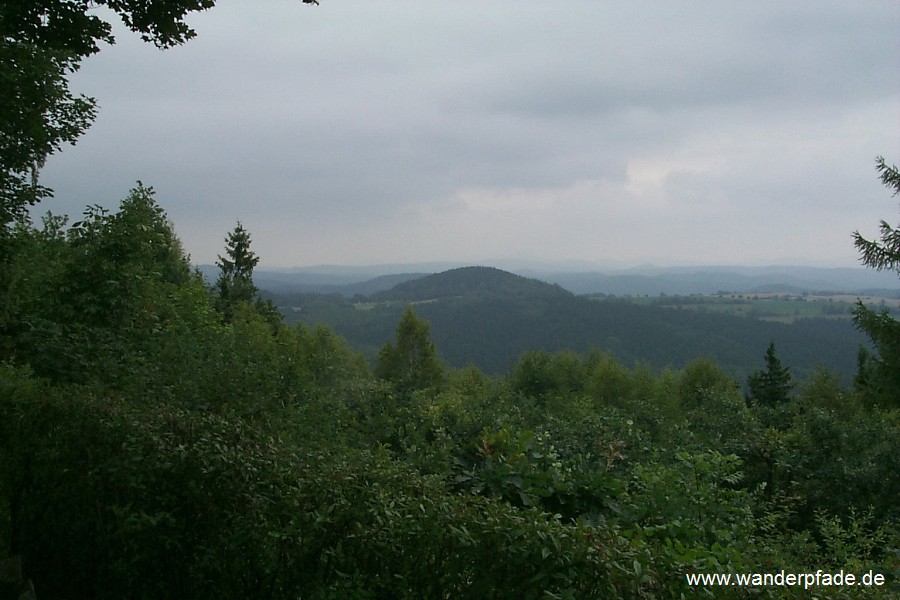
left=1, top=183, right=198, bottom=383
left=215, top=222, right=259, bottom=322
left=62, top=182, right=191, bottom=329
left=0, top=1, right=318, bottom=337
left=0, top=0, right=206, bottom=224
left=0, top=39, right=97, bottom=225
left=852, top=157, right=900, bottom=404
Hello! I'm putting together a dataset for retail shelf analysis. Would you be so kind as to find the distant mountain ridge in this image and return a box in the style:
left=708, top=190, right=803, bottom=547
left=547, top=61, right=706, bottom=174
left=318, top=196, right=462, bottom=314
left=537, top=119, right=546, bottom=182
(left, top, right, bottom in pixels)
left=196, top=264, right=426, bottom=296
left=534, top=266, right=900, bottom=296
left=198, top=262, right=900, bottom=297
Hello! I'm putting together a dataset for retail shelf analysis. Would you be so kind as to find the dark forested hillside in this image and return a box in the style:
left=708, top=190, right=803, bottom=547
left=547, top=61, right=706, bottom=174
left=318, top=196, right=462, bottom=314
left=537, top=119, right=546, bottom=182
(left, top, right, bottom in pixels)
left=371, top=266, right=572, bottom=303
left=273, top=267, right=869, bottom=381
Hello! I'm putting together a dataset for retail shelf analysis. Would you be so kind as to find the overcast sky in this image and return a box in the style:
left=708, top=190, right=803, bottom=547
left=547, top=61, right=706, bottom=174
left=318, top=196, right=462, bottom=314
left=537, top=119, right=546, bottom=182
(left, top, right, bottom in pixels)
left=38, top=0, right=900, bottom=269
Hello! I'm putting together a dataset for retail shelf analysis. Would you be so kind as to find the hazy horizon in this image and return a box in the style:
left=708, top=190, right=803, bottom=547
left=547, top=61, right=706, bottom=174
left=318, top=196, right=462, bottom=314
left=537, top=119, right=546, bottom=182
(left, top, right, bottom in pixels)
left=231, top=258, right=877, bottom=273
left=196, top=260, right=900, bottom=292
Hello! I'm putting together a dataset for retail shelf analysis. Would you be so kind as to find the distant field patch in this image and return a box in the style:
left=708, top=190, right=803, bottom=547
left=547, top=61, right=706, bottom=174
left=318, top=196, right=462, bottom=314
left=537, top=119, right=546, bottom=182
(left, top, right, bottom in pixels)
left=588, top=292, right=898, bottom=323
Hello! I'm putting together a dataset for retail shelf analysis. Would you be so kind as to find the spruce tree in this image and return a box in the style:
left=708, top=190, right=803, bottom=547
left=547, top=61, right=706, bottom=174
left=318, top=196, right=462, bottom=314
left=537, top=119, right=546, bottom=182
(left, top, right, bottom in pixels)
left=215, top=222, right=259, bottom=322
left=746, top=342, right=793, bottom=408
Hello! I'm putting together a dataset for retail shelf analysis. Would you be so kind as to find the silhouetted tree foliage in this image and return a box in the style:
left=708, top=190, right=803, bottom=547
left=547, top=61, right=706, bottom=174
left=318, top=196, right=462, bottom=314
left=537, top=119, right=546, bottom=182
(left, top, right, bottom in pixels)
left=852, top=157, right=900, bottom=405
left=0, top=0, right=212, bottom=222
left=0, top=0, right=320, bottom=230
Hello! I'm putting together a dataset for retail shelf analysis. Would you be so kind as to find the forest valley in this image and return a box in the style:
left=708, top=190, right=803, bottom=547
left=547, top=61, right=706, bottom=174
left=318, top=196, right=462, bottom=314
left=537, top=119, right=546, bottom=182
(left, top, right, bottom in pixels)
left=0, top=166, right=897, bottom=599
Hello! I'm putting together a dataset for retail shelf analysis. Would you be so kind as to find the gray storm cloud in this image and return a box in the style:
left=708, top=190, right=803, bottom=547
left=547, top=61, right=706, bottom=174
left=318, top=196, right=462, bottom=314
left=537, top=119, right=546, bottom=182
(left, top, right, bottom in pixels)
left=38, top=0, right=900, bottom=267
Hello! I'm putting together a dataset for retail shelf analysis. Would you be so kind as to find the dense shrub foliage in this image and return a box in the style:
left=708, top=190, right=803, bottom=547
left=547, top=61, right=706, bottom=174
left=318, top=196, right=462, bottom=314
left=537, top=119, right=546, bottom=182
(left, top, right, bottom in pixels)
left=0, top=187, right=897, bottom=598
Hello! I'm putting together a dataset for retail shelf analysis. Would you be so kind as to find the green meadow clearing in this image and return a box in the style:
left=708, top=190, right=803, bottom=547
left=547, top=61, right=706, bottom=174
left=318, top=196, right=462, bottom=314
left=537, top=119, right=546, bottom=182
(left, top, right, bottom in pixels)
left=596, top=292, right=899, bottom=323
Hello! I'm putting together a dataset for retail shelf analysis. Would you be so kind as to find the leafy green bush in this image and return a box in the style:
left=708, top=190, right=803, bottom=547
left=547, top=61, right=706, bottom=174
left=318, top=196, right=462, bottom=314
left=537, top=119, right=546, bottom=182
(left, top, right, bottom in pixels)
left=0, top=366, right=666, bottom=599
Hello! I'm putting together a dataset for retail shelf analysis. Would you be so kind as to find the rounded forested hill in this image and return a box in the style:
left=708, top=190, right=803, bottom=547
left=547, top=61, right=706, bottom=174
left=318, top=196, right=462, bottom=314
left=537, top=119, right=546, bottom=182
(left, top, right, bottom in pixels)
left=280, top=266, right=869, bottom=382
left=371, top=266, right=571, bottom=303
